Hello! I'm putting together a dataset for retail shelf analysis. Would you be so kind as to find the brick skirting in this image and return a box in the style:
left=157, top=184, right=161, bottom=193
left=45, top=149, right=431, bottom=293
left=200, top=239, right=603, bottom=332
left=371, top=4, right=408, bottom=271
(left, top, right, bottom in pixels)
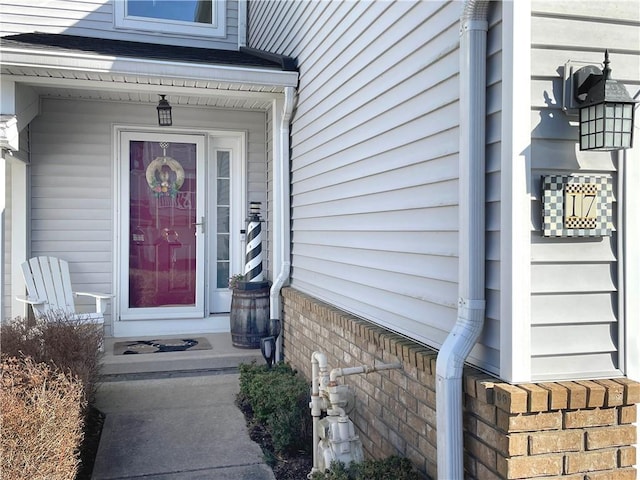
left=281, top=287, right=639, bottom=480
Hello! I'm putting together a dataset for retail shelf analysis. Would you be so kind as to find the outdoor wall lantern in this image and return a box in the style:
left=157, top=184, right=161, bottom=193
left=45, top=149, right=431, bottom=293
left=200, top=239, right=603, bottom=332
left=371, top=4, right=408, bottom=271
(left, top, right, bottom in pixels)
left=156, top=94, right=172, bottom=126
left=564, top=50, right=635, bottom=151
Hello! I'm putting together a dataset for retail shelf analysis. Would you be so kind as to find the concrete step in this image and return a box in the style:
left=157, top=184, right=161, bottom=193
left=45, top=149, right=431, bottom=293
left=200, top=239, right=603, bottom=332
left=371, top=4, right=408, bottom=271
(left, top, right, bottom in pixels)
left=100, top=332, right=265, bottom=378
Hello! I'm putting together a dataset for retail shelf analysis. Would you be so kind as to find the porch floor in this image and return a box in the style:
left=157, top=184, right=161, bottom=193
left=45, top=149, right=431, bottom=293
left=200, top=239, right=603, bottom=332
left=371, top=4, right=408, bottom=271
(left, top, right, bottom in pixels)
left=99, top=332, right=265, bottom=378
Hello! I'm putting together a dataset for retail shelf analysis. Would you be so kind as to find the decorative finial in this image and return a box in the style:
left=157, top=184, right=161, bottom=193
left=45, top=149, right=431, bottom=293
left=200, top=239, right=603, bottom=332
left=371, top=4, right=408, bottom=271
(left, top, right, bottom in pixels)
left=603, top=49, right=611, bottom=80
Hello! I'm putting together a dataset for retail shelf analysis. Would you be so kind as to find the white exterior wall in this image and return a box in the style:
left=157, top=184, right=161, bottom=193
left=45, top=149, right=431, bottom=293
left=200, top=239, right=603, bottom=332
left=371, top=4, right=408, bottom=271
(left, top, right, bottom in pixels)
left=28, top=97, right=267, bottom=330
left=249, top=1, right=501, bottom=373
left=529, top=1, right=640, bottom=380
left=0, top=0, right=239, bottom=49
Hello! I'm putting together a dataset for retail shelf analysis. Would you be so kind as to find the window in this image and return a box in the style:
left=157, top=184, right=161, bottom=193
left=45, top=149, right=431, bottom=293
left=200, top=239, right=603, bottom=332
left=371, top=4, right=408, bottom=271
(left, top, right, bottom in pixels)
left=115, top=0, right=226, bottom=38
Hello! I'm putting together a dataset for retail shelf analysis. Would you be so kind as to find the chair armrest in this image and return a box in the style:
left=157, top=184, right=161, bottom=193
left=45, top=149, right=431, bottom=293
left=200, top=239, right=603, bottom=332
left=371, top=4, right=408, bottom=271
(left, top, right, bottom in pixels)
left=16, top=295, right=46, bottom=306
left=74, top=292, right=113, bottom=315
left=74, top=292, right=113, bottom=300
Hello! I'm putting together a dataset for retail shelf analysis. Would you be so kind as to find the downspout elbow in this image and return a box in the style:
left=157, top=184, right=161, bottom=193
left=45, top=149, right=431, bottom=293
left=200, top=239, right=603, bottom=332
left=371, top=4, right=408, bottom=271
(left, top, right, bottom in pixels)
left=435, top=298, right=486, bottom=380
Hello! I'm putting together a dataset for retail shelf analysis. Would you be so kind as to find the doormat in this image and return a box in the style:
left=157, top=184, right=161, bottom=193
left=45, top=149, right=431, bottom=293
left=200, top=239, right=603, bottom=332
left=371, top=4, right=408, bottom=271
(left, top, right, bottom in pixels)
left=113, top=337, right=212, bottom=355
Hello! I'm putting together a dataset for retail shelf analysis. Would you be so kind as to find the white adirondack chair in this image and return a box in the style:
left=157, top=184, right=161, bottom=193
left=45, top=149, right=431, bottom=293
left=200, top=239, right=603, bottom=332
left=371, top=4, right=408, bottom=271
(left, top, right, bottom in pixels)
left=16, top=256, right=112, bottom=325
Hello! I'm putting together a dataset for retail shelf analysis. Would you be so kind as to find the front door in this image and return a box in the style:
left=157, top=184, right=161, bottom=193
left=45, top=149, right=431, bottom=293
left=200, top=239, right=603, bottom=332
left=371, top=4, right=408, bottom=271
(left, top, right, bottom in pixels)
left=118, top=131, right=245, bottom=323
left=120, top=132, right=205, bottom=320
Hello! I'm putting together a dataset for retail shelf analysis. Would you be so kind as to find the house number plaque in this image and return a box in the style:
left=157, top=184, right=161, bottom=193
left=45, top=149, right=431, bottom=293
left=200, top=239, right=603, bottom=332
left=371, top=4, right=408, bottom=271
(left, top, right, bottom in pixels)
left=541, top=175, right=613, bottom=237
left=564, top=183, right=598, bottom=229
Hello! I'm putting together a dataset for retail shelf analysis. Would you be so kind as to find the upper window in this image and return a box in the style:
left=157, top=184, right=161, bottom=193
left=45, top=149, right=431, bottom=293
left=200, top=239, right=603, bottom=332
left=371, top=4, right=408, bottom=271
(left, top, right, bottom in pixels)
left=115, top=0, right=226, bottom=38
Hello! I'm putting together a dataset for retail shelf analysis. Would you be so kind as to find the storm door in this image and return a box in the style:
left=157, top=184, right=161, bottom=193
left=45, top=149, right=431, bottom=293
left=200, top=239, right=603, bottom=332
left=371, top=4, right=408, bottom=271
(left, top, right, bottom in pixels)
left=120, top=132, right=205, bottom=320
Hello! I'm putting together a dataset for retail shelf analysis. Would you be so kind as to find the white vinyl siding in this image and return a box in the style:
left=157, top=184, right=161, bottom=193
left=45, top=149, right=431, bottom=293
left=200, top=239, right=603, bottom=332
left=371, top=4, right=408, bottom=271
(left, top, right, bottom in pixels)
left=528, top=1, right=640, bottom=380
left=248, top=1, right=505, bottom=370
left=481, top=1, right=504, bottom=375
left=29, top=97, right=267, bottom=329
left=0, top=0, right=238, bottom=50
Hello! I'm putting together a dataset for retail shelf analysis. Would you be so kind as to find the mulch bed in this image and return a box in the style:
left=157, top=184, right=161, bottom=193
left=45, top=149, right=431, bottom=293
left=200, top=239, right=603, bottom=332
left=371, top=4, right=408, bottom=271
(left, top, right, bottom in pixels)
left=236, top=395, right=313, bottom=480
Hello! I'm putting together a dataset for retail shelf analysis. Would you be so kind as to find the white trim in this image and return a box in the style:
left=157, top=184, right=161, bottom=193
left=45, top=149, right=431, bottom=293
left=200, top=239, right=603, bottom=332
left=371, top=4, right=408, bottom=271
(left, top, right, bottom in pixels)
left=10, top=159, right=28, bottom=319
left=1, top=49, right=299, bottom=88
left=114, top=0, right=226, bottom=38
left=114, top=316, right=231, bottom=337
left=499, top=0, right=532, bottom=383
left=623, top=139, right=640, bottom=380
left=208, top=132, right=246, bottom=313
left=238, top=0, right=248, bottom=48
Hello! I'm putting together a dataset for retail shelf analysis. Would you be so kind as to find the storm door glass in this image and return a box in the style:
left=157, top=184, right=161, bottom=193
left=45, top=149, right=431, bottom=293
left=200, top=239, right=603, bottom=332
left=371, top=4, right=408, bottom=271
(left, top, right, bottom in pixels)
left=128, top=141, right=197, bottom=308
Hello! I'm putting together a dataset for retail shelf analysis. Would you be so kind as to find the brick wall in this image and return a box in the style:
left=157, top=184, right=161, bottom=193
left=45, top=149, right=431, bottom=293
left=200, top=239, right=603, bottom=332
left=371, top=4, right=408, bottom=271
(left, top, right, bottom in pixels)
left=281, top=287, right=639, bottom=480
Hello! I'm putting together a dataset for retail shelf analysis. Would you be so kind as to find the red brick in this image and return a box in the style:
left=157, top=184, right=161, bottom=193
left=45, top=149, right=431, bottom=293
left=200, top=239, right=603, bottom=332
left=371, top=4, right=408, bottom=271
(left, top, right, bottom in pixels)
left=494, top=384, right=529, bottom=413
left=529, top=429, right=583, bottom=454
left=497, top=453, right=563, bottom=479
left=564, top=449, right=617, bottom=474
left=564, top=408, right=617, bottom=429
left=586, top=425, right=637, bottom=450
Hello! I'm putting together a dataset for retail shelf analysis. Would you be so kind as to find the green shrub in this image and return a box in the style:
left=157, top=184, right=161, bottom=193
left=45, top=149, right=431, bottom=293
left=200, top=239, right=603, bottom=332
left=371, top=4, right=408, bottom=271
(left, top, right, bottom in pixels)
left=238, top=361, right=312, bottom=455
left=310, top=456, right=420, bottom=480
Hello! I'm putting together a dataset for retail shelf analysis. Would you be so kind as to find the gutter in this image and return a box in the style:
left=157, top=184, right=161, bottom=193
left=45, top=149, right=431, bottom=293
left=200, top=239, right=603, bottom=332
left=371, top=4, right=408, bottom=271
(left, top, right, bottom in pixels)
left=270, top=86, right=296, bottom=361
left=435, top=1, right=489, bottom=478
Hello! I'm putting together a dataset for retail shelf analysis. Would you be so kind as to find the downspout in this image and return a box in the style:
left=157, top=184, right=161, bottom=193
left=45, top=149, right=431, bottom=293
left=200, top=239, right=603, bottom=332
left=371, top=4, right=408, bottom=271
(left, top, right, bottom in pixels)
left=435, top=1, right=488, bottom=479
left=270, top=86, right=295, bottom=362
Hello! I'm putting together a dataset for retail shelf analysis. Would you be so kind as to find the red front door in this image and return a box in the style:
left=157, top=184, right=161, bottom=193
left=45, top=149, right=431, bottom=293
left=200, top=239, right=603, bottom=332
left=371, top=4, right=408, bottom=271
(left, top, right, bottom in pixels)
left=128, top=140, right=197, bottom=307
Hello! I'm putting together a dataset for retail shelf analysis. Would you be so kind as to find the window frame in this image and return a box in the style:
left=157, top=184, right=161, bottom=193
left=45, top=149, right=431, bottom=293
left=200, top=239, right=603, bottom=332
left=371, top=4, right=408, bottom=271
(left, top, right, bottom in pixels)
left=114, top=0, right=226, bottom=38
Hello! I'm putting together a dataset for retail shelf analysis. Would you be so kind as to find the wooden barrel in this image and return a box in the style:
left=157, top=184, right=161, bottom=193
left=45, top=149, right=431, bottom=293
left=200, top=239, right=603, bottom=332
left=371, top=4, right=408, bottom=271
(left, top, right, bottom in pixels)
left=230, top=281, right=270, bottom=349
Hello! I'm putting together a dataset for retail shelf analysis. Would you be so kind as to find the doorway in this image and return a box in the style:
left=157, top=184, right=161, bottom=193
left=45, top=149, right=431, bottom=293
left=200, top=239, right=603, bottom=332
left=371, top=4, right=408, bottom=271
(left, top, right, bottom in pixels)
left=118, top=130, right=245, bottom=323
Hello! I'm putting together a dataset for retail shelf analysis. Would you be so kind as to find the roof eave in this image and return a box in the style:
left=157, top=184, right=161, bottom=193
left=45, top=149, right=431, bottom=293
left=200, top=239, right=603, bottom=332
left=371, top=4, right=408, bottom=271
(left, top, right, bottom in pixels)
left=0, top=47, right=299, bottom=88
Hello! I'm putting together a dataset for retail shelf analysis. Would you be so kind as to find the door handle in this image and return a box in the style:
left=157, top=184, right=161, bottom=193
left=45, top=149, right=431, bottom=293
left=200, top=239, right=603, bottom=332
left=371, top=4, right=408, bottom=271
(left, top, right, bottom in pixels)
left=192, top=217, right=205, bottom=234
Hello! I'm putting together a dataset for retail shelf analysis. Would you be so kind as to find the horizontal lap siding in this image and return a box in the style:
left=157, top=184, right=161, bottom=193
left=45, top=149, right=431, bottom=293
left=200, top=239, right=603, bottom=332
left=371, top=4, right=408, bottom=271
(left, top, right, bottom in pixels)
left=0, top=0, right=239, bottom=49
left=529, top=1, right=640, bottom=380
left=481, top=3, right=503, bottom=374
left=30, top=98, right=267, bottom=326
left=248, top=2, right=504, bottom=368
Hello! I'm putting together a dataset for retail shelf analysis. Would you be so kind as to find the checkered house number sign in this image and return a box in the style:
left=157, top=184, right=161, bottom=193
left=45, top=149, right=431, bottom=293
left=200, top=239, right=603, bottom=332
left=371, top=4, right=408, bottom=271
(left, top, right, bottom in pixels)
left=541, top=175, right=613, bottom=237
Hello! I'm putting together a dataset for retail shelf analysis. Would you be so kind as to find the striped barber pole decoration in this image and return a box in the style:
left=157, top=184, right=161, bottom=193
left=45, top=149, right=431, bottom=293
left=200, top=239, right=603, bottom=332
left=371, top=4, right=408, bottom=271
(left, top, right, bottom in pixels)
left=244, top=202, right=264, bottom=282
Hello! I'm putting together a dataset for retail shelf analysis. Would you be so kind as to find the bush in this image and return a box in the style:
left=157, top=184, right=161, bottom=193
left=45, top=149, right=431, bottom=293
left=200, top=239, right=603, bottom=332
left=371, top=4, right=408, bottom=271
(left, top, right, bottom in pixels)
left=310, top=456, right=420, bottom=480
left=1, top=313, right=104, bottom=479
left=1, top=356, right=85, bottom=480
left=238, top=361, right=312, bottom=455
left=1, top=312, right=103, bottom=404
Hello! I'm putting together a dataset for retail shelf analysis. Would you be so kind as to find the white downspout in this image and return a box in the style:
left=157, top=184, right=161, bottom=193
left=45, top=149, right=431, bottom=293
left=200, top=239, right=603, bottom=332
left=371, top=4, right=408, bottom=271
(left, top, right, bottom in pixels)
left=270, top=86, right=295, bottom=362
left=435, top=1, right=488, bottom=479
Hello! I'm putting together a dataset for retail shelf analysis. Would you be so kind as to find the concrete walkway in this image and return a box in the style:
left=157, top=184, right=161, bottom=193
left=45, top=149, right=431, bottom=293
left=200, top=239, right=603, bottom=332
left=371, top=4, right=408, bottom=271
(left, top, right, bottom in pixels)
left=91, top=334, right=274, bottom=480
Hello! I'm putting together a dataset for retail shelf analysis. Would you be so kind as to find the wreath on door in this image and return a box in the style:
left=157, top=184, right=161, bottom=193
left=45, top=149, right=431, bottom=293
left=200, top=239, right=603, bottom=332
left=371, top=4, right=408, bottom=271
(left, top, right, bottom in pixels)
left=146, top=155, right=185, bottom=198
